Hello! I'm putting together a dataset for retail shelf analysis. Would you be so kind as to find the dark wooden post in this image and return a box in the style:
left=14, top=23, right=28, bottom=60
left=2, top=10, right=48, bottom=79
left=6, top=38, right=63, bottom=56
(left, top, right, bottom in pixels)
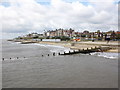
left=87, top=48, right=89, bottom=50
left=53, top=53, right=55, bottom=56
left=74, top=50, right=75, bottom=53
left=58, top=52, right=60, bottom=55
left=69, top=51, right=71, bottom=53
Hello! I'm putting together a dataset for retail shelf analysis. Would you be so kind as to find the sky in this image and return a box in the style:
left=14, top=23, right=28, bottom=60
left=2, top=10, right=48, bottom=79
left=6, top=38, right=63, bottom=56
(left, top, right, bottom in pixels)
left=0, top=0, right=119, bottom=39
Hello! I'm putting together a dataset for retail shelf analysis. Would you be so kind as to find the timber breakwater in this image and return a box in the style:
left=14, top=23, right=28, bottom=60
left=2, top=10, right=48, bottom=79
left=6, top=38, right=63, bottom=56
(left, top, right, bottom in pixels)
left=59, top=46, right=111, bottom=55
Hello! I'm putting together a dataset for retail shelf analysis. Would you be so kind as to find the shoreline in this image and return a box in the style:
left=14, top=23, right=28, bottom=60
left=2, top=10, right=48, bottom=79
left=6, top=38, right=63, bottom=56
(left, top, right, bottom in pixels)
left=39, top=41, right=119, bottom=53
left=9, top=39, right=120, bottom=53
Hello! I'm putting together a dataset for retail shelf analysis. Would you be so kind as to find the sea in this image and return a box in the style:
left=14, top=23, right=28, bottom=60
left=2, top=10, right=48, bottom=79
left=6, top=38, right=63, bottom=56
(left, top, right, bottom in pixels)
left=2, top=40, right=118, bottom=88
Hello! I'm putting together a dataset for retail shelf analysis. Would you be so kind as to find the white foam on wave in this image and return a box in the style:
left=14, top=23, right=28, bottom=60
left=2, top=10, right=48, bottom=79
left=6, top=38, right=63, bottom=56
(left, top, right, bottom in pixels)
left=15, top=42, right=71, bottom=54
left=24, top=43, right=63, bottom=48
left=27, top=43, right=71, bottom=53
left=9, top=41, right=21, bottom=44
left=50, top=47, right=71, bottom=53
left=91, top=52, right=119, bottom=59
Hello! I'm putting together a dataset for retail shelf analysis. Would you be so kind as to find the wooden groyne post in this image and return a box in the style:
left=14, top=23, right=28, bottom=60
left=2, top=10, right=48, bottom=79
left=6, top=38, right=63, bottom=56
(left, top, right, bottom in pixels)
left=58, top=52, right=60, bottom=55
left=59, top=46, right=111, bottom=55
left=53, top=52, right=55, bottom=56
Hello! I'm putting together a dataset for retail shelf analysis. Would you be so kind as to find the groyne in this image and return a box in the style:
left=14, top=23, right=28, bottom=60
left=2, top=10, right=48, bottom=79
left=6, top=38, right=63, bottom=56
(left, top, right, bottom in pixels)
left=59, top=46, right=111, bottom=55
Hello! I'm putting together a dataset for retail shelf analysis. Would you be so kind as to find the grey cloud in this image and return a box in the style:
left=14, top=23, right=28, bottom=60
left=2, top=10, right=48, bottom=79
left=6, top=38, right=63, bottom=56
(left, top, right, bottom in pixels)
left=0, top=0, right=118, bottom=39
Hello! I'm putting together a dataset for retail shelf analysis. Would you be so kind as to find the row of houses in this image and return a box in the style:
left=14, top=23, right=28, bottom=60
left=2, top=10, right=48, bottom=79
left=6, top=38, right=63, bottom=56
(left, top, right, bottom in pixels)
left=44, top=28, right=120, bottom=40
left=17, top=28, right=120, bottom=41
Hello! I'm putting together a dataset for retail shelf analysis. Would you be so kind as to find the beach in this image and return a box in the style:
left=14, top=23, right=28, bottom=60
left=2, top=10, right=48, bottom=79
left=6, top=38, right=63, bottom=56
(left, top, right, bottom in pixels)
left=11, top=39, right=120, bottom=53
left=39, top=41, right=119, bottom=53
left=2, top=40, right=118, bottom=88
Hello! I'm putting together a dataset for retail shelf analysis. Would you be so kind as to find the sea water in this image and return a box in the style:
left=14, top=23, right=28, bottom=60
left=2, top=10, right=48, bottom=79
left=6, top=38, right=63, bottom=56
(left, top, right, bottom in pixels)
left=2, top=40, right=118, bottom=88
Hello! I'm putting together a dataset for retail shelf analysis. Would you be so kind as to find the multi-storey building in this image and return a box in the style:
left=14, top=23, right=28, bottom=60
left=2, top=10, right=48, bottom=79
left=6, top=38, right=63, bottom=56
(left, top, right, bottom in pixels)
left=44, top=28, right=75, bottom=38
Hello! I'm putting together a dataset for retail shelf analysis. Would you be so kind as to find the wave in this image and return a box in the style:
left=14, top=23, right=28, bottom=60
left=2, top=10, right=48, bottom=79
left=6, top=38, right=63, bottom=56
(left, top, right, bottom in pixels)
left=25, top=43, right=71, bottom=53
left=91, top=52, right=119, bottom=59
left=9, top=41, right=21, bottom=44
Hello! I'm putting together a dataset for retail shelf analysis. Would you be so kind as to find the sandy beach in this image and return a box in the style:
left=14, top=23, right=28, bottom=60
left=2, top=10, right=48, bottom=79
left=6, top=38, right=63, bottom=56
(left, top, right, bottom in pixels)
left=37, top=41, right=119, bottom=53
left=11, top=39, right=119, bottom=53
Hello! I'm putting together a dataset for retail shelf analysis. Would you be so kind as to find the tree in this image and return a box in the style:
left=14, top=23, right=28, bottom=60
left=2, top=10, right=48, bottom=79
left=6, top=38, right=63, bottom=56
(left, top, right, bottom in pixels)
left=97, top=30, right=100, bottom=33
left=60, top=36, right=70, bottom=41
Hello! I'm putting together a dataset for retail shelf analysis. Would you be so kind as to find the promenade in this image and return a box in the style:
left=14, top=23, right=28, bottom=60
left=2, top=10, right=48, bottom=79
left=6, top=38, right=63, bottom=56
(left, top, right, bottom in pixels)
left=78, top=41, right=119, bottom=46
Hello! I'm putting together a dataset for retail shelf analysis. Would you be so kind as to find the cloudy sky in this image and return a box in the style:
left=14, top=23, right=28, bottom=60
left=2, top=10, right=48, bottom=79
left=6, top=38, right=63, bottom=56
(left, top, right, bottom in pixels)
left=0, top=0, right=119, bottom=39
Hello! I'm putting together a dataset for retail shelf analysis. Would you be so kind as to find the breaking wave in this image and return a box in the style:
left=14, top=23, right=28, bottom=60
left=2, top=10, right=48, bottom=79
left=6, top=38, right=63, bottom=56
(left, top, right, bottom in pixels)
left=91, top=52, right=119, bottom=59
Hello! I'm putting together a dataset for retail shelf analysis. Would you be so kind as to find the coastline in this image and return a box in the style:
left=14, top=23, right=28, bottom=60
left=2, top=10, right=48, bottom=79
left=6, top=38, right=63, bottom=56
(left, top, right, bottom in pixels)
left=39, top=41, right=119, bottom=53
left=9, top=39, right=120, bottom=53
